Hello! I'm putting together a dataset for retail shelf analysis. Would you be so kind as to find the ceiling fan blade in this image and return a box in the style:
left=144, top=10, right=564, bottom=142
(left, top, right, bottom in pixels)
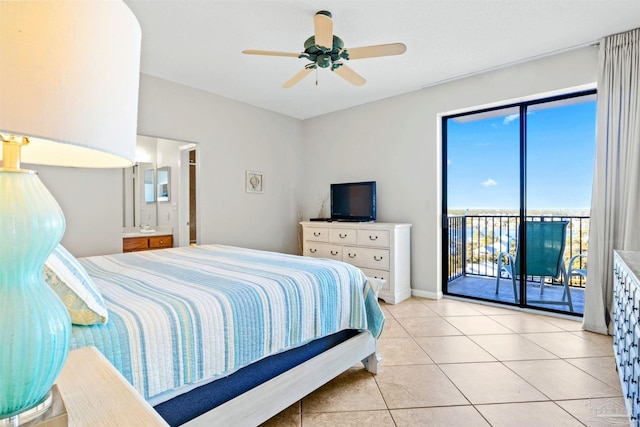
left=345, top=43, right=407, bottom=60
left=242, top=50, right=300, bottom=58
left=333, top=65, right=366, bottom=86
left=283, top=67, right=313, bottom=88
left=314, top=12, right=333, bottom=49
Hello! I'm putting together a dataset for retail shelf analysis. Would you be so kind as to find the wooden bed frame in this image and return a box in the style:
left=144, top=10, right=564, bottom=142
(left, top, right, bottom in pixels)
left=184, top=331, right=380, bottom=426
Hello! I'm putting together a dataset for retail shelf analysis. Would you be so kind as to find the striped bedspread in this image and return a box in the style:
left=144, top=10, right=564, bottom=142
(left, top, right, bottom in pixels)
left=71, top=245, right=384, bottom=403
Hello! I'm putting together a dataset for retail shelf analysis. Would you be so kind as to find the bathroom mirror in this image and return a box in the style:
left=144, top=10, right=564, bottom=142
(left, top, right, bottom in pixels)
left=124, top=161, right=157, bottom=227
left=144, top=168, right=156, bottom=203
left=157, top=166, right=170, bottom=202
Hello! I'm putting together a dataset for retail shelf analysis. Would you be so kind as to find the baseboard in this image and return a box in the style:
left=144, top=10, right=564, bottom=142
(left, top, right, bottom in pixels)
left=411, top=289, right=443, bottom=300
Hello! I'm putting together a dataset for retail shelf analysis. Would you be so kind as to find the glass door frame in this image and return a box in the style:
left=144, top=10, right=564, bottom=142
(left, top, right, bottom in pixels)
left=441, top=88, right=596, bottom=315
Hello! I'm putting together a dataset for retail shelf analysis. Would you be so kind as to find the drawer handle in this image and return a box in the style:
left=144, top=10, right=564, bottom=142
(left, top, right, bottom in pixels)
left=348, top=253, right=356, bottom=258
left=310, top=248, right=317, bottom=253
left=339, top=233, right=347, bottom=238
left=369, top=235, right=378, bottom=241
left=313, top=232, right=321, bottom=237
left=374, top=256, right=383, bottom=261
left=159, top=240, right=164, bottom=244
left=331, top=250, right=338, bottom=256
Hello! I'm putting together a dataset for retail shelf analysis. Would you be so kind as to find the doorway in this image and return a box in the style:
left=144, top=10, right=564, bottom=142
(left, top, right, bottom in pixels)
left=179, top=144, right=200, bottom=247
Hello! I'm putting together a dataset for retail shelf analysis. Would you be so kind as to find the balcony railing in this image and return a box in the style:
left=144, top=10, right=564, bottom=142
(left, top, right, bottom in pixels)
left=447, top=214, right=589, bottom=287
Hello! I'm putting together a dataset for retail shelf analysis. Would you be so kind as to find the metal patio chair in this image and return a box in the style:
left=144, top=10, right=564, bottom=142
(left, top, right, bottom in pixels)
left=495, top=221, right=573, bottom=312
left=566, top=253, right=587, bottom=286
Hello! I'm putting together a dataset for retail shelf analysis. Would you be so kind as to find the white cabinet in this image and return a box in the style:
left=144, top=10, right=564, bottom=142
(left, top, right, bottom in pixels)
left=301, top=221, right=411, bottom=304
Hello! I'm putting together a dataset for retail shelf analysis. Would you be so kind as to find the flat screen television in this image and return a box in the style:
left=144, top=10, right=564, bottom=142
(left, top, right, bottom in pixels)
left=330, top=181, right=376, bottom=222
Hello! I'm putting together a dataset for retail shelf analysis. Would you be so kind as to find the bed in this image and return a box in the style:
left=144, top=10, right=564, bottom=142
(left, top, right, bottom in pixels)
left=66, top=244, right=384, bottom=426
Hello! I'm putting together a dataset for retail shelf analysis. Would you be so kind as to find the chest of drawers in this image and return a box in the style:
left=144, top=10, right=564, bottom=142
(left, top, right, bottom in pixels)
left=300, top=221, right=411, bottom=304
left=613, top=250, right=640, bottom=422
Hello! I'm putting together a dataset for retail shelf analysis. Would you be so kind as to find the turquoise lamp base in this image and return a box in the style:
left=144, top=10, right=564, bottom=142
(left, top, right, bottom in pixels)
left=0, top=170, right=71, bottom=421
left=0, top=391, right=52, bottom=426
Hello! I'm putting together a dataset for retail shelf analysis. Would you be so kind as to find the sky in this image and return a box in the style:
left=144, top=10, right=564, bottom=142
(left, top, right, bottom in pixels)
left=446, top=97, right=596, bottom=211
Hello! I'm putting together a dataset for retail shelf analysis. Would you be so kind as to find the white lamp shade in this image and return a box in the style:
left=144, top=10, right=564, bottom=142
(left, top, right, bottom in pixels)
left=0, top=0, right=141, bottom=168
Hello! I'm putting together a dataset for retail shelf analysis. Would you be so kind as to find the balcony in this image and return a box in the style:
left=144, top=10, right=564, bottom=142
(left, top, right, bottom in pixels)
left=446, top=214, right=588, bottom=315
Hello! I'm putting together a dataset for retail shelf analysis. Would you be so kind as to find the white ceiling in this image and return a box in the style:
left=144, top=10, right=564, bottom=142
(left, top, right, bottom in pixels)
left=124, top=0, right=640, bottom=120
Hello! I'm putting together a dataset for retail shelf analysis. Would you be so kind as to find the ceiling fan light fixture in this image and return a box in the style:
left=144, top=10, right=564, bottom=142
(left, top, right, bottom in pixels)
left=316, top=54, right=332, bottom=68
left=243, top=10, right=406, bottom=88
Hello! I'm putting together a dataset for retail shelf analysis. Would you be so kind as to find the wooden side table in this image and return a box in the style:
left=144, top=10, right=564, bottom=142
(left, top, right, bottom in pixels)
left=55, top=347, right=168, bottom=426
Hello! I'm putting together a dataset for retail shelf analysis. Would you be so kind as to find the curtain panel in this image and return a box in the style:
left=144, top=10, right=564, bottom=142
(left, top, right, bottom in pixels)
left=584, top=28, right=640, bottom=334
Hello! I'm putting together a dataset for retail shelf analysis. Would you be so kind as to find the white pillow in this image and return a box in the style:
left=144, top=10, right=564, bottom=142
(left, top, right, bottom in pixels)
left=43, top=244, right=108, bottom=325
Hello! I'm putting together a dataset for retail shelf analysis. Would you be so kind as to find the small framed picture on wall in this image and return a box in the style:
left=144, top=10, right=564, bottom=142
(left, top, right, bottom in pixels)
left=246, top=170, right=263, bottom=194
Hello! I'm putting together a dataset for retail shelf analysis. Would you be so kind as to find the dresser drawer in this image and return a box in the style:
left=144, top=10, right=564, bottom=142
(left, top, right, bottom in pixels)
left=305, top=242, right=342, bottom=261
left=123, top=237, right=149, bottom=252
left=303, top=227, right=329, bottom=242
left=344, top=247, right=390, bottom=270
left=360, top=268, right=391, bottom=291
left=329, top=228, right=357, bottom=245
left=357, top=229, right=390, bottom=248
left=150, top=235, right=173, bottom=249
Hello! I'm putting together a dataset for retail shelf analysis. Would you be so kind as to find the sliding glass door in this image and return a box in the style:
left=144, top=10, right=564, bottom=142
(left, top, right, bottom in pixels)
left=443, top=90, right=596, bottom=316
left=523, top=96, right=596, bottom=313
left=444, top=106, right=521, bottom=304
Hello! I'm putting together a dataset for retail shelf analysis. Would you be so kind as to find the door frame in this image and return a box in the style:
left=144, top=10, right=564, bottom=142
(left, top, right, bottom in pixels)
left=441, top=88, right=596, bottom=314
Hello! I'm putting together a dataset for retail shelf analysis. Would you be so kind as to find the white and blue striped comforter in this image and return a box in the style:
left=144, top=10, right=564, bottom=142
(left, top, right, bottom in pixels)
left=71, top=245, right=384, bottom=403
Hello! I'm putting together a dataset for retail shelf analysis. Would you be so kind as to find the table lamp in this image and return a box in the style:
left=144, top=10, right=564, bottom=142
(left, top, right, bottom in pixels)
left=0, top=1, right=141, bottom=425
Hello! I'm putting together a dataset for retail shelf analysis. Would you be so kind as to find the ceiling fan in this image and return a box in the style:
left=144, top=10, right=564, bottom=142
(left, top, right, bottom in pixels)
left=242, top=10, right=406, bottom=88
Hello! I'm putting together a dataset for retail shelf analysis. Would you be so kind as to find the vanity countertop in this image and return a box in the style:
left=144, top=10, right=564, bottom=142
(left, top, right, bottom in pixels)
left=123, top=227, right=173, bottom=238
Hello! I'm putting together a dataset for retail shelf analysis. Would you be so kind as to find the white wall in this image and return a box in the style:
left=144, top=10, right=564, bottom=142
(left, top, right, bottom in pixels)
left=137, top=75, right=303, bottom=254
left=34, top=165, right=124, bottom=257
left=135, top=135, right=158, bottom=163
left=299, top=46, right=599, bottom=299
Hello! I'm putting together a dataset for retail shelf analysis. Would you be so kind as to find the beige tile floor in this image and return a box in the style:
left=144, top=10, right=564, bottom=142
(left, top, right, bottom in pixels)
left=262, top=297, right=629, bottom=426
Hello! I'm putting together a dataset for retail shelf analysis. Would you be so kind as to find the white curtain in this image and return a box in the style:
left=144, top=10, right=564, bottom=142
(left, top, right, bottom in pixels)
left=584, top=28, right=640, bottom=334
